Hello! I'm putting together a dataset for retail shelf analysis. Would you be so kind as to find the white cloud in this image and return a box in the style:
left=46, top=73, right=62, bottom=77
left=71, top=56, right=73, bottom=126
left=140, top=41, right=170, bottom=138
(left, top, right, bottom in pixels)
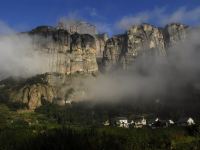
left=0, top=21, right=16, bottom=35
left=84, top=7, right=106, bottom=20
left=0, top=21, right=50, bottom=80
left=116, top=6, right=200, bottom=31
left=88, top=8, right=98, bottom=17
left=116, top=12, right=150, bottom=30
left=84, top=29, right=200, bottom=102
left=58, top=11, right=82, bottom=23
left=160, top=7, right=200, bottom=25
left=94, top=22, right=112, bottom=34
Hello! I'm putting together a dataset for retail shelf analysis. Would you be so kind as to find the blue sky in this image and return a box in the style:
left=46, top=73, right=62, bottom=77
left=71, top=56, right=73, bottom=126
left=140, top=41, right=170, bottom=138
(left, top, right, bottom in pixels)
left=0, top=0, right=200, bottom=34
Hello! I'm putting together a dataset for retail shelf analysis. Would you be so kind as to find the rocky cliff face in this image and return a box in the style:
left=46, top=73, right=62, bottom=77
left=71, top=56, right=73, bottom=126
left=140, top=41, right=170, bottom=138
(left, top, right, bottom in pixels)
left=102, top=34, right=127, bottom=71
left=127, top=24, right=166, bottom=56
left=0, top=25, right=101, bottom=109
left=0, top=23, right=191, bottom=110
left=0, top=74, right=56, bottom=109
left=9, top=82, right=55, bottom=110
left=95, top=33, right=109, bottom=58
left=57, top=21, right=97, bottom=35
left=0, top=73, right=93, bottom=109
left=102, top=23, right=189, bottom=71
left=164, top=23, right=188, bottom=47
left=30, top=26, right=99, bottom=75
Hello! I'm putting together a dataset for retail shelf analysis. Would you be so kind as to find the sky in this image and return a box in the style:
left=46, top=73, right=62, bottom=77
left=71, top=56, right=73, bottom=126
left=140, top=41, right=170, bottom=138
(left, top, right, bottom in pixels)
left=0, top=0, right=200, bottom=35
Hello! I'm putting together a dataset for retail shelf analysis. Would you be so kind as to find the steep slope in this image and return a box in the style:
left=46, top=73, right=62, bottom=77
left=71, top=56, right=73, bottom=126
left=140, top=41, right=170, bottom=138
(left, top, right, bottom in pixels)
left=102, top=23, right=189, bottom=71
left=29, top=26, right=99, bottom=74
left=0, top=23, right=192, bottom=110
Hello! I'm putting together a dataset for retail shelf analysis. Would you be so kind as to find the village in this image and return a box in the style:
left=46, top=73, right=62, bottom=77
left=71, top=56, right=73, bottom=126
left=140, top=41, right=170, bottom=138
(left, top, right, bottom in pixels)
left=103, top=116, right=196, bottom=129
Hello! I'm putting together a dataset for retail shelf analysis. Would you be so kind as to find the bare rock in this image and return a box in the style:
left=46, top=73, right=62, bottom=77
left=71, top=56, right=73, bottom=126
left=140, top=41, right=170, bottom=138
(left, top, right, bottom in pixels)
left=5, top=74, right=56, bottom=109
left=164, top=23, right=188, bottom=47
left=102, top=23, right=188, bottom=71
left=30, top=27, right=98, bottom=75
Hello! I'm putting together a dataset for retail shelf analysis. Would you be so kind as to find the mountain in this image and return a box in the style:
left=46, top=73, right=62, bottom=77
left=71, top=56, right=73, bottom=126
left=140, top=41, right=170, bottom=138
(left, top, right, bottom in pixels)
left=102, top=23, right=188, bottom=71
left=29, top=26, right=98, bottom=74
left=27, top=23, right=189, bottom=74
left=0, top=23, right=193, bottom=110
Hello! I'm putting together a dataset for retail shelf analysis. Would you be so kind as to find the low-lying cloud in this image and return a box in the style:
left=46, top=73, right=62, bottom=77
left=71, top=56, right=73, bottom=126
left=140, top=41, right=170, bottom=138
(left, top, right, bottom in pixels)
left=0, top=21, right=49, bottom=80
left=1, top=9, right=200, bottom=106
left=84, top=29, right=200, bottom=103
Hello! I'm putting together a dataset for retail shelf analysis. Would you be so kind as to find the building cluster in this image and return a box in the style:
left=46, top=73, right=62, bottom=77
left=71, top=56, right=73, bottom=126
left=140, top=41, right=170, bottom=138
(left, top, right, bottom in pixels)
left=103, top=116, right=196, bottom=129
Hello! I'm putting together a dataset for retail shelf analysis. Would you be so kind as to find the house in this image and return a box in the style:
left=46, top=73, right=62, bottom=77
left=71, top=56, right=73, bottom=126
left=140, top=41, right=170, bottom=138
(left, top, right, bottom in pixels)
left=177, top=117, right=195, bottom=126
left=187, top=118, right=195, bottom=125
left=103, top=120, right=110, bottom=126
left=149, top=118, right=168, bottom=129
left=168, top=120, right=175, bottom=125
left=162, top=119, right=175, bottom=127
left=133, top=116, right=147, bottom=128
left=65, top=100, right=72, bottom=105
left=114, top=117, right=129, bottom=128
left=148, top=118, right=159, bottom=127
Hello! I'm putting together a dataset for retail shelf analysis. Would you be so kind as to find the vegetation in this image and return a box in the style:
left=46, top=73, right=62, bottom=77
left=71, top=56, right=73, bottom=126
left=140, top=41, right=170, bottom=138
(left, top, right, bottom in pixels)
left=0, top=103, right=200, bottom=150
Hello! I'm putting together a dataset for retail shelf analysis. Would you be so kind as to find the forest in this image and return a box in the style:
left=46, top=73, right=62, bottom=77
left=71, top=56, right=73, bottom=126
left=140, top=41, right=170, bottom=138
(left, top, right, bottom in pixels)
left=0, top=102, right=200, bottom=150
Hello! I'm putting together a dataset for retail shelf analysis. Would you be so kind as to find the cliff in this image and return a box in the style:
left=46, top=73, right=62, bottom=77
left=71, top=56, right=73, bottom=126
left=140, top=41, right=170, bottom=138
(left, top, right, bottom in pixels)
left=102, top=23, right=189, bottom=71
left=0, top=23, right=190, bottom=77
left=0, top=23, right=192, bottom=109
left=29, top=26, right=99, bottom=74
left=0, top=73, right=95, bottom=109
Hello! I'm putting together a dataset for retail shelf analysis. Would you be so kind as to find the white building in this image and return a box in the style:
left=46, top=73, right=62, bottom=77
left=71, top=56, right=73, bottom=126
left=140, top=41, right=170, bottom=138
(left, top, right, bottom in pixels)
left=134, top=117, right=147, bottom=128
left=103, top=120, right=110, bottom=126
left=168, top=120, right=175, bottom=125
left=187, top=118, right=195, bottom=125
left=178, top=117, right=195, bottom=126
left=115, top=117, right=129, bottom=128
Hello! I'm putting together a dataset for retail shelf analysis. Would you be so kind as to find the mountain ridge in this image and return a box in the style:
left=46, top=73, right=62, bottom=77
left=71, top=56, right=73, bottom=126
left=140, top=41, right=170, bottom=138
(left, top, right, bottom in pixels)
left=0, top=22, right=196, bottom=109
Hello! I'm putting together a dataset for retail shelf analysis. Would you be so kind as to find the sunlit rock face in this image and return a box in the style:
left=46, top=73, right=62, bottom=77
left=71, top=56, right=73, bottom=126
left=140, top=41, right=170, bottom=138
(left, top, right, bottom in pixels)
left=2, top=73, right=92, bottom=110
left=2, top=74, right=56, bottom=110
left=29, top=24, right=189, bottom=73
left=164, top=23, right=188, bottom=47
left=10, top=83, right=56, bottom=110
left=102, top=34, right=127, bottom=71
left=127, top=24, right=166, bottom=56
left=70, top=33, right=98, bottom=73
left=0, top=26, right=100, bottom=110
left=30, top=26, right=98, bottom=75
left=102, top=23, right=188, bottom=71
left=93, top=33, right=109, bottom=72
left=95, top=33, right=109, bottom=58
left=0, top=23, right=191, bottom=110
left=57, top=21, right=97, bottom=35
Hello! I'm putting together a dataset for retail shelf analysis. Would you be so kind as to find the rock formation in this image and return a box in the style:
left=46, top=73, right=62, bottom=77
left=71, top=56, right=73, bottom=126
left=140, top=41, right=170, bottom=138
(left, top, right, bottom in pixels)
left=0, top=22, right=191, bottom=110
left=102, top=23, right=189, bottom=71
left=164, top=23, right=188, bottom=47
left=30, top=26, right=99, bottom=75
left=95, top=33, right=109, bottom=58
left=0, top=74, right=55, bottom=109
left=0, top=73, right=93, bottom=109
left=95, top=33, right=109, bottom=71
left=57, top=21, right=97, bottom=35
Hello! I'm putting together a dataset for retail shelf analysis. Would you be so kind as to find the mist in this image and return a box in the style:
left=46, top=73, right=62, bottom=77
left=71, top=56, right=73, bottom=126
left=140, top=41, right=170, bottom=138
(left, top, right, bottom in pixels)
left=1, top=19, right=200, bottom=108
left=116, top=6, right=200, bottom=31
left=84, top=29, right=200, bottom=104
left=0, top=22, right=49, bottom=80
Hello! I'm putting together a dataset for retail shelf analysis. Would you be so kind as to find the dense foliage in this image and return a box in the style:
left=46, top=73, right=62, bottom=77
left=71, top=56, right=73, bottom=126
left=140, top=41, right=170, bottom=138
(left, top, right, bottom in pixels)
left=0, top=103, right=200, bottom=150
left=1, top=126, right=200, bottom=150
